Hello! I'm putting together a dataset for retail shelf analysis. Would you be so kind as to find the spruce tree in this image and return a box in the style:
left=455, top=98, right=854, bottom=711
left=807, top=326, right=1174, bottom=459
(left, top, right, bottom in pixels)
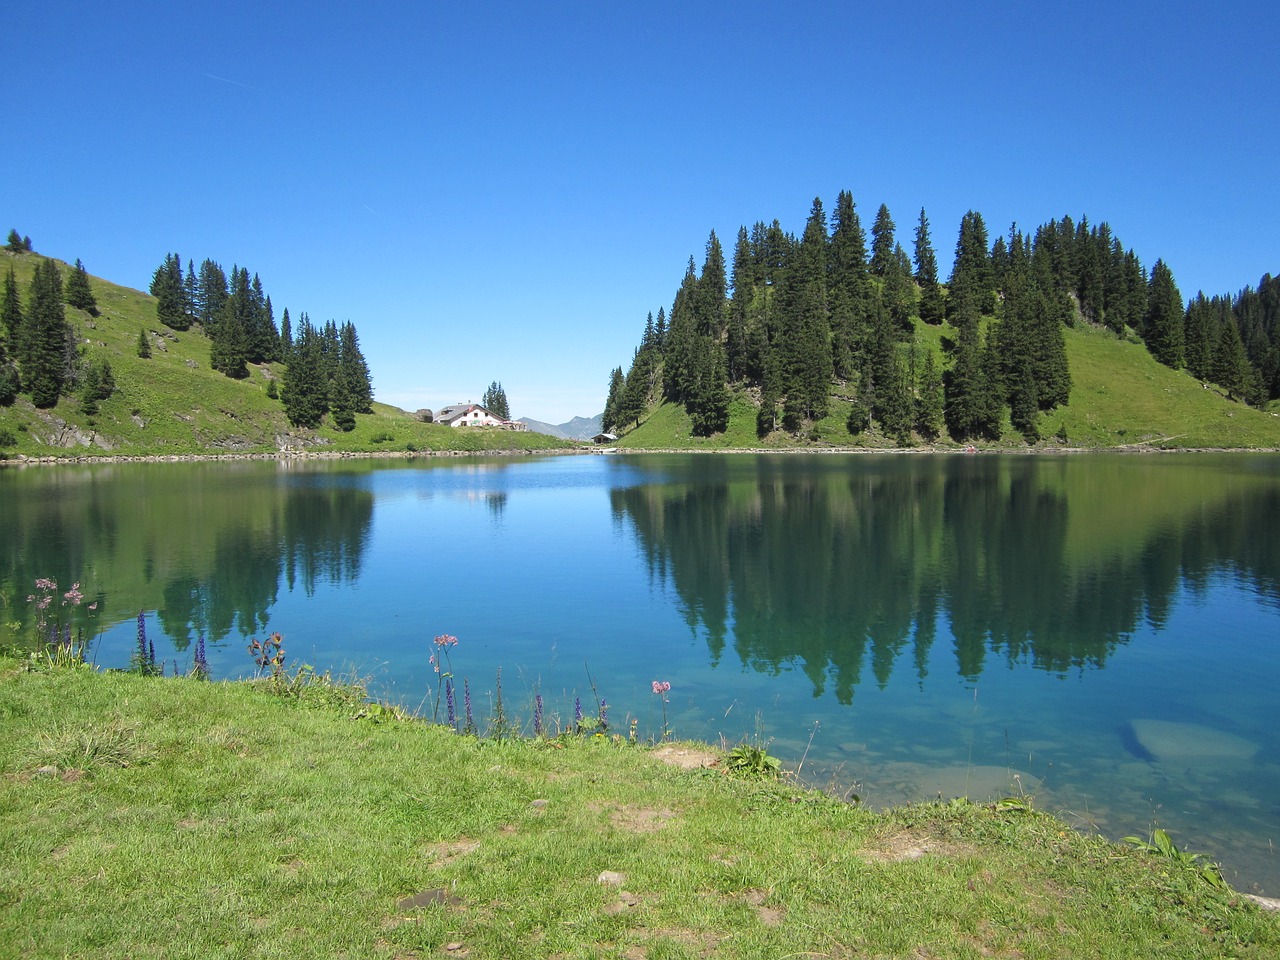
left=602, top=366, right=625, bottom=432
left=65, top=259, right=97, bottom=314
left=281, top=317, right=329, bottom=428
left=1212, top=314, right=1255, bottom=402
left=914, top=208, right=945, bottom=325
left=778, top=198, right=832, bottom=424
left=279, top=307, right=293, bottom=358
left=482, top=380, right=510, bottom=420
left=869, top=204, right=896, bottom=277
left=137, top=328, right=152, bottom=359
left=1, top=268, right=21, bottom=349
left=1143, top=259, right=1185, bottom=369
left=338, top=322, right=373, bottom=412
left=20, top=259, right=70, bottom=407
left=949, top=211, right=993, bottom=318
left=5, top=229, right=24, bottom=252
left=915, top=350, right=944, bottom=439
left=829, top=191, right=872, bottom=378
left=150, top=253, right=189, bottom=330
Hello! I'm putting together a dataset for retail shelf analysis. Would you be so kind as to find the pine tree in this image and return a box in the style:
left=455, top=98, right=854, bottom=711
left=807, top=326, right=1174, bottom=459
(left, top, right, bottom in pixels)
left=829, top=191, right=872, bottom=379
left=778, top=198, right=832, bottom=424
left=1212, top=313, right=1255, bottom=402
left=869, top=204, right=896, bottom=277
left=338, top=322, right=373, bottom=412
left=0, top=274, right=17, bottom=403
left=1, top=268, right=21, bottom=349
left=1143, top=259, right=1185, bottom=369
left=279, top=307, right=293, bottom=358
left=282, top=316, right=329, bottom=428
left=5, top=229, right=24, bottom=253
left=137, top=328, right=152, bottom=359
left=65, top=259, right=97, bottom=314
left=915, top=350, right=944, bottom=439
left=602, top=366, right=625, bottom=432
left=914, top=209, right=944, bottom=325
left=150, top=253, right=189, bottom=330
left=949, top=211, right=993, bottom=318
left=20, top=259, right=70, bottom=407
left=944, top=294, right=1000, bottom=441
left=482, top=380, right=510, bottom=420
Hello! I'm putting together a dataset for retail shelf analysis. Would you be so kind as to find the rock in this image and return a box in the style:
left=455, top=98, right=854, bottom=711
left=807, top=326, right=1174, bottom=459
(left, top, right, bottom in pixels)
left=529, top=798, right=548, bottom=809
left=1129, top=720, right=1258, bottom=764
left=596, top=870, right=626, bottom=886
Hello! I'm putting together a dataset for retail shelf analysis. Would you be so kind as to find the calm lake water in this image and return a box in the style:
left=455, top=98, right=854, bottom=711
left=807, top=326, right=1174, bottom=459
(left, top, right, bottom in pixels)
left=2, top=452, right=1278, bottom=892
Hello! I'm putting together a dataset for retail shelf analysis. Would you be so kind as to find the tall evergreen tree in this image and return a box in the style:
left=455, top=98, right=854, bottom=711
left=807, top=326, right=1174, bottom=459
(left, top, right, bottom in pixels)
left=1211, top=312, right=1255, bottom=402
left=339, top=322, right=373, bottom=412
left=915, top=349, right=944, bottom=439
left=279, top=307, right=293, bottom=358
left=1142, top=259, right=1185, bottom=369
left=1, top=267, right=21, bottom=350
left=5, top=230, right=24, bottom=253
left=779, top=198, right=832, bottom=425
left=602, top=366, right=625, bottom=433
left=20, top=259, right=70, bottom=407
left=949, top=211, right=993, bottom=318
left=869, top=204, right=896, bottom=277
left=829, top=191, right=871, bottom=377
left=281, top=316, right=329, bottom=428
left=64, top=259, right=97, bottom=314
left=150, top=253, right=189, bottom=330
left=482, top=380, right=510, bottom=420
left=913, top=208, right=944, bottom=325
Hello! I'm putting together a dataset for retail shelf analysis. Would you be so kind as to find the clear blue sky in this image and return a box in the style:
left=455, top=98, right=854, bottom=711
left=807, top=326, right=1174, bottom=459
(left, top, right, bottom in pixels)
left=6, top=1, right=1276, bottom=423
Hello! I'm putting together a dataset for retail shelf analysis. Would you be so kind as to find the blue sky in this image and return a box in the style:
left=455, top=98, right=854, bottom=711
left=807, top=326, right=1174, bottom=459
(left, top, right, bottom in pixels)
left=6, top=1, right=1276, bottom=423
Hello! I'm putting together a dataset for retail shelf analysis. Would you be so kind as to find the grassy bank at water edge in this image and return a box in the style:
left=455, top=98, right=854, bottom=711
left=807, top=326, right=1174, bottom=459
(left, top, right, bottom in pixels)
left=1, top=658, right=1277, bottom=959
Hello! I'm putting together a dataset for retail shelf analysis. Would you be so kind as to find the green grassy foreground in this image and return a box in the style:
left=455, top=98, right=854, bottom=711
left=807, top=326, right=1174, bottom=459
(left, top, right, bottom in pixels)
left=1, top=659, right=1276, bottom=959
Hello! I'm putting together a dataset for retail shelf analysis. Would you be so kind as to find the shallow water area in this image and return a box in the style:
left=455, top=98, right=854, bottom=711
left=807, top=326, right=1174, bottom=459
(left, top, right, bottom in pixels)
left=3, top=451, right=1278, bottom=892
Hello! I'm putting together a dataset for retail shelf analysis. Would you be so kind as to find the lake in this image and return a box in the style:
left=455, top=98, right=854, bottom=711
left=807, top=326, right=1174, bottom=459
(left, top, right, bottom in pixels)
left=2, top=451, right=1278, bottom=893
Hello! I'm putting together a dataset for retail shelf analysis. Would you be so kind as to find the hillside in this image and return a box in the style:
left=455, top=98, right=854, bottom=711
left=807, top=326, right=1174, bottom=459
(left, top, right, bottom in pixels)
left=614, top=318, right=1280, bottom=451
left=0, top=249, right=571, bottom=460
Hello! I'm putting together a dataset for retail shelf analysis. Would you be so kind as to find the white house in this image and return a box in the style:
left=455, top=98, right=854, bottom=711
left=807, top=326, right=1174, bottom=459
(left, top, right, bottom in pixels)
left=434, top=403, right=526, bottom=430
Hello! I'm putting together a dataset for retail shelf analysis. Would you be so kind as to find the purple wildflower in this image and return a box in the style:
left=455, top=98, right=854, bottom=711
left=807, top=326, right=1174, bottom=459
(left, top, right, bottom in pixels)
left=464, top=678, right=475, bottom=735
left=574, top=696, right=583, bottom=732
left=193, top=633, right=209, bottom=680
left=445, top=678, right=456, bottom=725
left=534, top=694, right=544, bottom=737
left=599, top=698, right=609, bottom=731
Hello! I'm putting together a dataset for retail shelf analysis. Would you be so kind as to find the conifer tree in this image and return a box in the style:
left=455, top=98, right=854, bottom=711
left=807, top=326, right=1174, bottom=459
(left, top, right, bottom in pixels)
left=829, top=191, right=872, bottom=377
left=20, top=259, right=70, bottom=407
left=778, top=198, right=832, bottom=425
left=482, top=380, right=510, bottom=420
left=914, top=209, right=945, bottom=325
left=282, top=316, right=329, bottom=428
left=150, top=253, right=189, bottom=330
left=0, top=273, right=17, bottom=403
left=1, top=268, right=21, bottom=350
left=1143, top=259, right=1185, bottom=369
left=915, top=350, right=944, bottom=439
left=869, top=204, right=896, bottom=277
left=137, top=328, right=152, bottom=359
left=65, top=259, right=97, bottom=314
left=1212, top=313, right=1255, bottom=402
left=949, top=211, right=993, bottom=318
left=5, top=230, right=23, bottom=253
left=338, top=322, right=373, bottom=413
left=602, top=366, right=625, bottom=432
left=279, top=307, right=293, bottom=358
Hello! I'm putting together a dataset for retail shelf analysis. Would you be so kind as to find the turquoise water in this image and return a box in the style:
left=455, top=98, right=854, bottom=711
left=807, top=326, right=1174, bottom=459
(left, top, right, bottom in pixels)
left=2, top=452, right=1277, bottom=892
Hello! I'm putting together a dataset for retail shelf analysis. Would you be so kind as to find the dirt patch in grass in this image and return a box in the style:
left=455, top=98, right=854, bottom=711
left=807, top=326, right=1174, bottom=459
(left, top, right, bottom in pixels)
left=425, top=837, right=480, bottom=867
left=603, top=804, right=677, bottom=833
left=741, top=888, right=786, bottom=927
left=862, top=828, right=976, bottom=863
left=651, top=745, right=720, bottom=770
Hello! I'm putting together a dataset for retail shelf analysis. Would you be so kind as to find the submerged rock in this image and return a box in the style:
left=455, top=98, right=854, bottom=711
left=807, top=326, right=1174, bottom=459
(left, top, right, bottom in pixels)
left=1129, top=719, right=1258, bottom=764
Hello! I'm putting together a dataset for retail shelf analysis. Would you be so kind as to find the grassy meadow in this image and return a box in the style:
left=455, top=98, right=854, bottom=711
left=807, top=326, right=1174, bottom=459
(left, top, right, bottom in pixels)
left=0, top=249, right=571, bottom=460
left=1, top=656, right=1277, bottom=959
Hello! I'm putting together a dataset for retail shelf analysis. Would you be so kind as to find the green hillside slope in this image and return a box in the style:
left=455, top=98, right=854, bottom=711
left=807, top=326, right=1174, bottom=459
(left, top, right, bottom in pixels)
left=615, top=319, right=1280, bottom=450
left=0, top=250, right=570, bottom=459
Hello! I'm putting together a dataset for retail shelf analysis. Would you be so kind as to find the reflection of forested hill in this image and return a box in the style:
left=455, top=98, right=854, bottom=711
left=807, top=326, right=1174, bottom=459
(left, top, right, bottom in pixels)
left=611, top=455, right=1280, bottom=699
left=0, top=463, right=372, bottom=647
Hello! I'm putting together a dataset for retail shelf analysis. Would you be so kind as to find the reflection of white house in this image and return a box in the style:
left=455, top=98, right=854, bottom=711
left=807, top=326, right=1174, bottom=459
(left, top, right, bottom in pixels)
left=435, top=403, right=527, bottom=430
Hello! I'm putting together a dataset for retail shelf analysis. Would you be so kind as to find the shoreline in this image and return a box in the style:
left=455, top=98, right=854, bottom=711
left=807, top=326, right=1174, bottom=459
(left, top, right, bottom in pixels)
left=4, top=443, right=1280, bottom=468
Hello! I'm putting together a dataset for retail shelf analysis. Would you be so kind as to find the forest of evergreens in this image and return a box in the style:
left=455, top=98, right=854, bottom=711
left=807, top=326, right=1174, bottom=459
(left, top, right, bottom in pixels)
left=602, top=195, right=1279, bottom=443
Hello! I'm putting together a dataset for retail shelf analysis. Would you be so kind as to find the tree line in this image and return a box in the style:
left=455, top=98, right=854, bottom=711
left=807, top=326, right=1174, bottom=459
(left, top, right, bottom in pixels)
left=148, top=253, right=372, bottom=430
left=602, top=195, right=1278, bottom=442
left=1, top=233, right=108, bottom=412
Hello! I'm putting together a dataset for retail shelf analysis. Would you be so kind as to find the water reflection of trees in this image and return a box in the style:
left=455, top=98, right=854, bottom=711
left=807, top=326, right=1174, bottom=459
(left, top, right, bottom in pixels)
left=611, top=456, right=1280, bottom=700
left=0, top=464, right=372, bottom=648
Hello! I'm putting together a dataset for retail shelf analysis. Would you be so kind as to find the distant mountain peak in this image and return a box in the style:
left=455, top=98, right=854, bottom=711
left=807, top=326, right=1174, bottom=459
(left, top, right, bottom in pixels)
left=518, top=413, right=603, bottom=441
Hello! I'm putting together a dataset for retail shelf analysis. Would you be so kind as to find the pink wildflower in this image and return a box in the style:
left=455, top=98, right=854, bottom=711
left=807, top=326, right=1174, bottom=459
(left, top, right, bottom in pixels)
left=651, top=680, right=671, bottom=696
left=434, top=633, right=458, bottom=648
